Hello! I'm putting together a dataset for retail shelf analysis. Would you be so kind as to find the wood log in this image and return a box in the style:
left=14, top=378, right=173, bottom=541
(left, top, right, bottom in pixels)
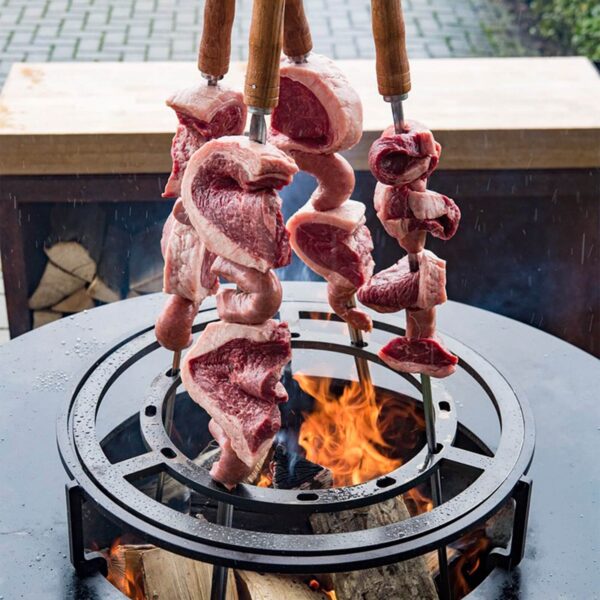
left=142, top=548, right=238, bottom=600
left=45, top=241, right=97, bottom=283
left=28, top=261, right=85, bottom=309
left=52, top=286, right=95, bottom=313
left=88, top=224, right=130, bottom=303
left=310, top=497, right=438, bottom=600
left=128, top=223, right=164, bottom=294
left=235, top=571, right=329, bottom=600
left=32, top=309, right=62, bottom=328
left=45, top=204, right=105, bottom=280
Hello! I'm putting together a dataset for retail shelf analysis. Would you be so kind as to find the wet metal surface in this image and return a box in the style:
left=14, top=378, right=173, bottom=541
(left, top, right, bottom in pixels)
left=0, top=285, right=597, bottom=598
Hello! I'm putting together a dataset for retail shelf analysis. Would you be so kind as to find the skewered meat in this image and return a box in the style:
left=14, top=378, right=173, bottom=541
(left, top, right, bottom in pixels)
left=379, top=335, right=458, bottom=378
left=287, top=200, right=374, bottom=331
left=374, top=183, right=460, bottom=253
left=357, top=250, right=447, bottom=313
left=155, top=295, right=198, bottom=352
left=211, top=257, right=282, bottom=325
left=181, top=320, right=292, bottom=488
left=369, top=120, right=441, bottom=187
left=290, top=150, right=355, bottom=211
left=406, top=307, right=436, bottom=339
left=208, top=420, right=254, bottom=490
left=182, top=136, right=297, bottom=272
left=155, top=208, right=219, bottom=351
left=161, top=211, right=218, bottom=304
left=163, top=84, right=247, bottom=198
left=270, top=53, right=362, bottom=154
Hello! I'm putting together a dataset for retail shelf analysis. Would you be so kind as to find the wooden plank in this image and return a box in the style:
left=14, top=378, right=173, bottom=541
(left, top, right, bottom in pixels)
left=0, top=57, right=598, bottom=173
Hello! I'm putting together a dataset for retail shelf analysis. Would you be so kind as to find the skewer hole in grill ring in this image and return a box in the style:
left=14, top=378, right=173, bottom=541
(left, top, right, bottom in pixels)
left=57, top=295, right=534, bottom=572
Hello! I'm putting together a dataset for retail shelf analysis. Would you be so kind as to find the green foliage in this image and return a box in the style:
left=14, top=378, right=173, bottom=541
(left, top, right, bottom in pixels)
left=528, top=0, right=600, bottom=60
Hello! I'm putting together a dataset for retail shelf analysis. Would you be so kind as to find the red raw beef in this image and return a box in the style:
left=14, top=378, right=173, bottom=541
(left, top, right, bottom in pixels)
left=182, top=136, right=297, bottom=273
left=163, top=83, right=247, bottom=198
left=374, top=183, right=460, bottom=253
left=369, top=121, right=441, bottom=187
left=357, top=250, right=447, bottom=313
left=270, top=53, right=362, bottom=154
left=379, top=336, right=458, bottom=379
left=211, top=257, right=282, bottom=325
left=287, top=200, right=374, bottom=331
left=181, top=320, right=291, bottom=488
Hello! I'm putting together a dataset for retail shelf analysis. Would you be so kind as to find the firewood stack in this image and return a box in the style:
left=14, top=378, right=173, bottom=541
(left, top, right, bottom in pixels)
left=28, top=204, right=167, bottom=328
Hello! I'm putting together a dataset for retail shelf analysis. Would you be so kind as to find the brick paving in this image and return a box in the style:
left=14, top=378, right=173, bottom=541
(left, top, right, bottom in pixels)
left=0, top=0, right=534, bottom=342
left=0, top=0, right=535, bottom=84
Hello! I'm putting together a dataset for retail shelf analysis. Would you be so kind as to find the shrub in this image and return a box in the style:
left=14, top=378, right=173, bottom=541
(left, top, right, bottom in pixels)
left=528, top=0, right=600, bottom=60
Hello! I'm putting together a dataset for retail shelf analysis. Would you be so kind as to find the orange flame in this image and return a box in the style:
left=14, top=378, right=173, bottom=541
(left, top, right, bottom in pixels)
left=452, top=533, right=491, bottom=598
left=257, top=471, right=273, bottom=487
left=404, top=485, right=434, bottom=514
left=295, top=374, right=403, bottom=486
left=105, top=538, right=146, bottom=600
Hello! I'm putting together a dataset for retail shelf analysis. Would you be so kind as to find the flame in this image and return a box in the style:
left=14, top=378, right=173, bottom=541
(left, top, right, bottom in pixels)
left=295, top=373, right=402, bottom=486
left=404, top=485, right=434, bottom=514
left=257, top=471, right=273, bottom=487
left=452, top=533, right=491, bottom=598
left=308, top=578, right=337, bottom=599
left=105, top=538, right=146, bottom=600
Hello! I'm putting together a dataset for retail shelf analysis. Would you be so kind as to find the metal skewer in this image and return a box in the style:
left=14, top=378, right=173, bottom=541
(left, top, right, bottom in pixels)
left=372, top=0, right=451, bottom=595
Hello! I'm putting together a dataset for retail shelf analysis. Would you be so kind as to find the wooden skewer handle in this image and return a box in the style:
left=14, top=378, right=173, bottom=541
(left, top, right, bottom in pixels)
left=245, top=0, right=285, bottom=110
left=371, top=0, right=411, bottom=97
left=283, top=0, right=313, bottom=59
left=197, top=0, right=236, bottom=78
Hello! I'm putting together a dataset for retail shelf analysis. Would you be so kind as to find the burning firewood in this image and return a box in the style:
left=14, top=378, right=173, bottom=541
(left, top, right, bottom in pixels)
left=235, top=572, right=331, bottom=600
left=310, top=498, right=438, bottom=600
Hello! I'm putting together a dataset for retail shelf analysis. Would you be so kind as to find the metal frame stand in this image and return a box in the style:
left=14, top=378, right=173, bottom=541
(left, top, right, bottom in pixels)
left=66, top=482, right=108, bottom=577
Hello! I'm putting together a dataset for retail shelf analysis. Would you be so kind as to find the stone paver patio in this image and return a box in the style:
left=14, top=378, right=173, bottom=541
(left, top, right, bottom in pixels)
left=0, top=0, right=535, bottom=342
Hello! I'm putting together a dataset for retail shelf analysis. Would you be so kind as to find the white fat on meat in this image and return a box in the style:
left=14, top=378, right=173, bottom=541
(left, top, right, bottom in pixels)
left=161, top=210, right=218, bottom=304
left=270, top=53, right=363, bottom=154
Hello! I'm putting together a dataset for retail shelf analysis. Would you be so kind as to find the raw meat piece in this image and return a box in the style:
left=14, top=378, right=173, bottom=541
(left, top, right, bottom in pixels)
left=374, top=183, right=461, bottom=252
left=163, top=125, right=206, bottom=199
left=357, top=250, right=447, bottom=313
left=369, top=121, right=441, bottom=187
left=291, top=150, right=355, bottom=211
left=163, top=84, right=247, bottom=198
left=181, top=320, right=291, bottom=476
left=208, top=420, right=254, bottom=490
left=155, top=295, right=198, bottom=351
left=161, top=211, right=218, bottom=304
left=287, top=200, right=374, bottom=331
left=182, top=136, right=297, bottom=272
left=211, top=257, right=282, bottom=325
left=379, top=336, right=458, bottom=378
left=406, top=308, right=436, bottom=339
left=270, top=53, right=363, bottom=154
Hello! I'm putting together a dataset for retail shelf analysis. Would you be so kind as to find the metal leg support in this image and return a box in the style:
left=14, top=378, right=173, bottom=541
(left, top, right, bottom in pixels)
left=210, top=502, right=234, bottom=600
left=488, top=476, right=533, bottom=571
left=66, top=481, right=108, bottom=577
left=422, top=375, right=452, bottom=600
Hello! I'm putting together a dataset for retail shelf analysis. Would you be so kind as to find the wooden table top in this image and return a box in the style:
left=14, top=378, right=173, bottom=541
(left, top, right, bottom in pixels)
left=0, top=57, right=599, bottom=175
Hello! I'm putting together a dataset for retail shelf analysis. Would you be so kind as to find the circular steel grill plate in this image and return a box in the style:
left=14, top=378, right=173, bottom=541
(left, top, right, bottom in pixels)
left=57, top=293, right=534, bottom=572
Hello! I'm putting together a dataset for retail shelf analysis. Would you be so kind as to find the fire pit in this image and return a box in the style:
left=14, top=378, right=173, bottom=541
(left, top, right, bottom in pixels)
left=2, top=283, right=598, bottom=600
left=55, top=283, right=534, bottom=598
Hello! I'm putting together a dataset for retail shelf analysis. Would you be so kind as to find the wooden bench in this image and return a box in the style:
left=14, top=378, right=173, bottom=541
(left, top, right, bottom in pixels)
left=1, top=57, right=599, bottom=337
